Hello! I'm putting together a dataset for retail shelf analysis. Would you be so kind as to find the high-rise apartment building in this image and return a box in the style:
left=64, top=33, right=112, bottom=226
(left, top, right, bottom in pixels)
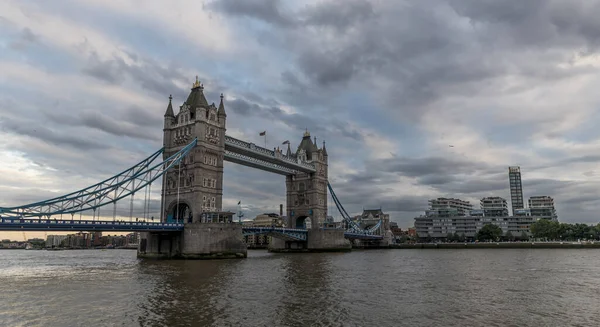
left=427, top=198, right=473, bottom=216
left=480, top=196, right=509, bottom=217
left=508, top=166, right=524, bottom=215
left=528, top=196, right=558, bottom=221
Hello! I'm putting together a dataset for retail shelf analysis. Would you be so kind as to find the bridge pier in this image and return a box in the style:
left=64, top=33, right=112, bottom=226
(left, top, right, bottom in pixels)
left=269, top=229, right=351, bottom=253
left=137, top=232, right=183, bottom=259
left=138, top=223, right=247, bottom=259
left=351, top=230, right=395, bottom=249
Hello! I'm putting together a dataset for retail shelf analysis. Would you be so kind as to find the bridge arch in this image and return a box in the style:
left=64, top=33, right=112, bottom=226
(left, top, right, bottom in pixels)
left=295, top=215, right=312, bottom=229
left=166, top=200, right=193, bottom=223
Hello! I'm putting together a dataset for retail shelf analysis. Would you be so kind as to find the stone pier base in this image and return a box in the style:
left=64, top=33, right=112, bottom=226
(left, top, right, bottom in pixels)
left=269, top=229, right=351, bottom=253
left=352, top=230, right=395, bottom=249
left=137, top=232, right=183, bottom=259
left=137, top=223, right=247, bottom=259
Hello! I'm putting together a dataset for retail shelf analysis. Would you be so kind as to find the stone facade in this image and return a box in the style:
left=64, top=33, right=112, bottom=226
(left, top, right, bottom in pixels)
left=285, top=131, right=329, bottom=229
left=161, top=77, right=227, bottom=223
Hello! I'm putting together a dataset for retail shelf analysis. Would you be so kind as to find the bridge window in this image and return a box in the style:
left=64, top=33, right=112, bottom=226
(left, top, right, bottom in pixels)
left=298, top=182, right=305, bottom=192
left=306, top=199, right=310, bottom=205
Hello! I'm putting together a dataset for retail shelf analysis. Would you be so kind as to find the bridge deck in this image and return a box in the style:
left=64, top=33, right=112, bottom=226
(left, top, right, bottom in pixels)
left=0, top=218, right=184, bottom=232
left=0, top=219, right=383, bottom=240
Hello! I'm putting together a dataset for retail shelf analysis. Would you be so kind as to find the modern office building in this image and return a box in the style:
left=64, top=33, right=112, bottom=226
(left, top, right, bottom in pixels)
left=427, top=198, right=473, bottom=216
left=528, top=196, right=558, bottom=221
left=508, top=166, right=524, bottom=215
left=480, top=196, right=509, bottom=217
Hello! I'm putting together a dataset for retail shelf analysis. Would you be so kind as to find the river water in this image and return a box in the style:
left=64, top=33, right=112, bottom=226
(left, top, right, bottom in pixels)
left=1, top=249, right=599, bottom=327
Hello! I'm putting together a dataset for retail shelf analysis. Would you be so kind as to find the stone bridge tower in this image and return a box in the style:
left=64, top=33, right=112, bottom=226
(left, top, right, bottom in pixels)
left=160, top=77, right=227, bottom=223
left=286, top=130, right=328, bottom=229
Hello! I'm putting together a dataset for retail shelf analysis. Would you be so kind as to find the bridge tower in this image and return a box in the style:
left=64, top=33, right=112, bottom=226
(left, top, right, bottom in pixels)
left=139, top=78, right=246, bottom=259
left=161, top=77, right=226, bottom=223
left=286, top=130, right=328, bottom=229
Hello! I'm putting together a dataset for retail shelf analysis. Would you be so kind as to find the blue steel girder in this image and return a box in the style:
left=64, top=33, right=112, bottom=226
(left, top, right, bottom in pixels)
left=224, top=135, right=315, bottom=174
left=0, top=218, right=183, bottom=232
left=224, top=150, right=298, bottom=175
left=242, top=227, right=307, bottom=241
left=0, top=139, right=198, bottom=218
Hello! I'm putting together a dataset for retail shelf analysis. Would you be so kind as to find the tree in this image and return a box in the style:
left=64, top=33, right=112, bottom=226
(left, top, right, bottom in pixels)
left=504, top=231, right=514, bottom=241
left=446, top=233, right=454, bottom=242
left=476, top=224, right=503, bottom=241
left=520, top=231, right=529, bottom=241
left=530, top=219, right=560, bottom=240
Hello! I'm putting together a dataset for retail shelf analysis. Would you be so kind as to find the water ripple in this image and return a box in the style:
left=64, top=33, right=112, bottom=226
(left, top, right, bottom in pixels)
left=1, top=249, right=600, bottom=326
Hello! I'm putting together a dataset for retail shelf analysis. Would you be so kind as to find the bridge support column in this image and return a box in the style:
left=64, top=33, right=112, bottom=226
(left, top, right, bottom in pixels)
left=138, top=223, right=247, bottom=259
left=137, top=232, right=182, bottom=259
left=269, top=229, right=351, bottom=253
left=352, top=230, right=395, bottom=249
left=180, top=223, right=247, bottom=259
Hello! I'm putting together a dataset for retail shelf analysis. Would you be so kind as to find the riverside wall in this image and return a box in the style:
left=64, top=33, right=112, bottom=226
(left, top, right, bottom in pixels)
left=392, top=242, right=600, bottom=249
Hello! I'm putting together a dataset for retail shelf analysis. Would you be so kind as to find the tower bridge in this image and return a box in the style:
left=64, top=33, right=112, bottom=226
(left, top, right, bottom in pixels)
left=0, top=77, right=392, bottom=259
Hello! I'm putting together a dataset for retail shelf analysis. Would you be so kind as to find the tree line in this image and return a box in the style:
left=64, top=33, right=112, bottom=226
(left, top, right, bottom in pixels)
left=529, top=219, right=600, bottom=241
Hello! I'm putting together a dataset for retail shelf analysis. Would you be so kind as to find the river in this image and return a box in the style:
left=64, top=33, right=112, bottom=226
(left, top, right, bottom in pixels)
left=1, top=249, right=599, bottom=326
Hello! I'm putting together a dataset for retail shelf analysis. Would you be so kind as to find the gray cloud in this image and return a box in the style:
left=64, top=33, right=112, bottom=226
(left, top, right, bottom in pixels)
left=43, top=109, right=159, bottom=141
left=209, top=0, right=294, bottom=27
left=0, top=116, right=108, bottom=150
left=9, top=27, right=40, bottom=50
left=82, top=51, right=190, bottom=100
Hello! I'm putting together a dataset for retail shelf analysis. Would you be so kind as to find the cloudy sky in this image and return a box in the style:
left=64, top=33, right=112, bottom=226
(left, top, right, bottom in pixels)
left=2, top=0, right=600, bottom=240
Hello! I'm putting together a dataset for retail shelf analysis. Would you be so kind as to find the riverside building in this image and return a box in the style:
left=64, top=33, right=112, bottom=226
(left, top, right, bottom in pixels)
left=426, top=198, right=473, bottom=217
left=414, top=213, right=534, bottom=240
left=508, top=166, right=525, bottom=215
left=528, top=196, right=558, bottom=221
left=480, top=197, right=509, bottom=217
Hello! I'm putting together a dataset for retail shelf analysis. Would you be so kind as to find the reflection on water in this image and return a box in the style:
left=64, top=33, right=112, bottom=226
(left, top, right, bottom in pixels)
left=1, top=249, right=600, bottom=326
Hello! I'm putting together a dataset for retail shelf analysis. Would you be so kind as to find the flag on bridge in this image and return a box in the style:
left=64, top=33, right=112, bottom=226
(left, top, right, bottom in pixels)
left=259, top=131, right=266, bottom=136
left=237, top=201, right=241, bottom=205
left=282, top=140, right=290, bottom=145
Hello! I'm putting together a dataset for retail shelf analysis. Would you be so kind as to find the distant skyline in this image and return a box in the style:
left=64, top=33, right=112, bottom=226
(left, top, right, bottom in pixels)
left=2, top=0, right=600, bottom=242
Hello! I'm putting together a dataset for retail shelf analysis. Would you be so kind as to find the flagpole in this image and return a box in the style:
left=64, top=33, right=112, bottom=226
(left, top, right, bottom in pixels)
left=264, top=133, right=267, bottom=149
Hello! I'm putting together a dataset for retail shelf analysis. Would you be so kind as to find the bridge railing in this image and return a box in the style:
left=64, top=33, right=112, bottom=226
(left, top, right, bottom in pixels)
left=0, top=218, right=184, bottom=228
left=224, top=150, right=297, bottom=175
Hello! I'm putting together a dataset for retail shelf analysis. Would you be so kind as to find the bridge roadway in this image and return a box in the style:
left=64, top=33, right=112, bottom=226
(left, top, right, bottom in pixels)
left=0, top=218, right=383, bottom=240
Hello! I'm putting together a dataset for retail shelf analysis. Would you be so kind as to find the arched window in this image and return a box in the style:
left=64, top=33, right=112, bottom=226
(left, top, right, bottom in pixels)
left=299, top=182, right=305, bottom=192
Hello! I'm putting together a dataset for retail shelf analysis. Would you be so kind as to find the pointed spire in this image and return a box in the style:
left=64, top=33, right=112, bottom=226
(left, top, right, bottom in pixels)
left=322, top=140, right=328, bottom=156
left=286, top=143, right=292, bottom=156
left=186, top=75, right=209, bottom=108
left=218, top=93, right=226, bottom=116
left=164, top=94, right=175, bottom=117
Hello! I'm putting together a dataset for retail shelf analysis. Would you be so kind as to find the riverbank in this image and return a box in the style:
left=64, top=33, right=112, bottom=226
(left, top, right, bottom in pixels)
left=392, top=242, right=600, bottom=249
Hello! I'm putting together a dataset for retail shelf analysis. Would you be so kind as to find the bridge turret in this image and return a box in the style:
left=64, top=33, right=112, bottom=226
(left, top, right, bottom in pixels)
left=217, top=93, right=226, bottom=118
left=163, top=95, right=175, bottom=148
